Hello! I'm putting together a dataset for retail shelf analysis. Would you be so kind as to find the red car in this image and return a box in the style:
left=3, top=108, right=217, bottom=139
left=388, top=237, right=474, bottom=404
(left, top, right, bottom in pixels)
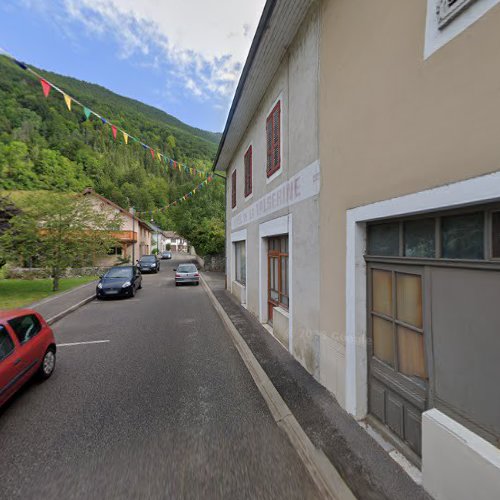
left=0, top=309, right=56, bottom=407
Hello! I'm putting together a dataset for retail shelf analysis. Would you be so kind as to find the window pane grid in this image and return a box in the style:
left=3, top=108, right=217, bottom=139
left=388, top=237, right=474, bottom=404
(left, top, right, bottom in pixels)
left=370, top=269, right=426, bottom=379
left=268, top=236, right=288, bottom=310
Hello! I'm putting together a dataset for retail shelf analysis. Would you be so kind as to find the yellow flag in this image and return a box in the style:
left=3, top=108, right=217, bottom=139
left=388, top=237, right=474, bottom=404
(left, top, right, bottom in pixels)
left=64, top=94, right=72, bottom=111
left=123, top=132, right=128, bottom=144
left=157, top=152, right=162, bottom=161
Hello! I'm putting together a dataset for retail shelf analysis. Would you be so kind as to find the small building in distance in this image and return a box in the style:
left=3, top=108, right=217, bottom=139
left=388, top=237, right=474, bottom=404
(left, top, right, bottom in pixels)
left=164, top=231, right=189, bottom=253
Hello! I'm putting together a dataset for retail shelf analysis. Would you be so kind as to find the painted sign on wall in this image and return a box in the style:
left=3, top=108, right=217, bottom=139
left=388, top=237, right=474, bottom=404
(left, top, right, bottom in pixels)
left=231, top=160, right=320, bottom=231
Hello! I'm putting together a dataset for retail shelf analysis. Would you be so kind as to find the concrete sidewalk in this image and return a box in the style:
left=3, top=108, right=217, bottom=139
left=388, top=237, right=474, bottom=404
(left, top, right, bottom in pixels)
left=202, top=271, right=431, bottom=500
left=30, top=280, right=97, bottom=324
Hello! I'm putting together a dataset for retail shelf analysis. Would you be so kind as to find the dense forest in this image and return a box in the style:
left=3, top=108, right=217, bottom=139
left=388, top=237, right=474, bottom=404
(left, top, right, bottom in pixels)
left=0, top=56, right=225, bottom=255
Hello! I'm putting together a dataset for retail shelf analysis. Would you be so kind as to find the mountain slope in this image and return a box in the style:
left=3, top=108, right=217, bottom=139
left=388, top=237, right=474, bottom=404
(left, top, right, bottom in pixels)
left=0, top=54, right=224, bottom=236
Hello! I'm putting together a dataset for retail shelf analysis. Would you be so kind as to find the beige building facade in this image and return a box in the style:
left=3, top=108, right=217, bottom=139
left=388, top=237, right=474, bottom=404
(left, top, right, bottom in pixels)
left=217, top=0, right=500, bottom=497
left=83, top=189, right=152, bottom=266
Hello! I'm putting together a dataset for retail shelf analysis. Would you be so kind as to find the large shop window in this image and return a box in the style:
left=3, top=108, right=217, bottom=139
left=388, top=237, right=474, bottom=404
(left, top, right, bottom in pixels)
left=268, top=236, right=289, bottom=316
left=244, top=145, right=252, bottom=197
left=367, top=209, right=489, bottom=260
left=266, top=101, right=281, bottom=177
left=235, top=241, right=246, bottom=285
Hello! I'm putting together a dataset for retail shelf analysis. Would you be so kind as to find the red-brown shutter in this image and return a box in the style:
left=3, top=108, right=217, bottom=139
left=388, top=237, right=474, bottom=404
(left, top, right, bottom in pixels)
left=273, top=101, right=281, bottom=173
left=244, top=145, right=252, bottom=197
left=231, top=170, right=236, bottom=208
left=266, top=101, right=281, bottom=177
left=266, top=114, right=273, bottom=175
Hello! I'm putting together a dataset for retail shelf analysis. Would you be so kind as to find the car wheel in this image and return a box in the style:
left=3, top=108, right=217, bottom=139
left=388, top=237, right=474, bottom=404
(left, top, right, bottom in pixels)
left=196, top=282, right=200, bottom=286
left=129, top=287, right=136, bottom=298
left=138, top=282, right=142, bottom=289
left=39, top=347, right=56, bottom=380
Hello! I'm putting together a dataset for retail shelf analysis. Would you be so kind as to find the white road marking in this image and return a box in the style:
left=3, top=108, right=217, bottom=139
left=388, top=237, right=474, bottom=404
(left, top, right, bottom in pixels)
left=57, top=340, right=110, bottom=347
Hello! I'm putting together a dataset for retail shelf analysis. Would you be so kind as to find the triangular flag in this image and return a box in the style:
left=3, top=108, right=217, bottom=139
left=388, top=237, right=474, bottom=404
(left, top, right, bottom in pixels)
left=111, top=125, right=117, bottom=140
left=101, top=117, right=107, bottom=125
left=64, top=94, right=72, bottom=111
left=157, top=151, right=161, bottom=161
left=150, top=148, right=155, bottom=159
left=83, top=107, right=91, bottom=120
left=123, top=132, right=128, bottom=144
left=40, top=79, right=51, bottom=98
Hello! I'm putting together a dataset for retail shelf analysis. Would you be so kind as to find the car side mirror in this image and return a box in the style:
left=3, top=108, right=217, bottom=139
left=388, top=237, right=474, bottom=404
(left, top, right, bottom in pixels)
left=173, top=268, right=176, bottom=271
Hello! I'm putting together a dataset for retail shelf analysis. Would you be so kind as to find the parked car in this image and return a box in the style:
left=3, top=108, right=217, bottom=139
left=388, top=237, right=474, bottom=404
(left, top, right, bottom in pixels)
left=161, top=251, right=172, bottom=260
left=174, top=263, right=200, bottom=286
left=96, top=265, right=142, bottom=299
left=0, top=309, right=56, bottom=407
left=137, top=255, right=160, bottom=273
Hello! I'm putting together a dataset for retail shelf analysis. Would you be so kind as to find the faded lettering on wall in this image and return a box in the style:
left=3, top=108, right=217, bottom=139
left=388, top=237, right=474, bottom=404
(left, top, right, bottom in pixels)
left=231, top=160, right=320, bottom=231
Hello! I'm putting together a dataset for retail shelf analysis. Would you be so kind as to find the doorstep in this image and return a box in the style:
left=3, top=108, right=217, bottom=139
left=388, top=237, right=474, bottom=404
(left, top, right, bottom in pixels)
left=204, top=278, right=431, bottom=500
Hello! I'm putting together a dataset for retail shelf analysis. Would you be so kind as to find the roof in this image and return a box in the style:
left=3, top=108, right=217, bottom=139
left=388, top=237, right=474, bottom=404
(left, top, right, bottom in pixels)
left=82, top=188, right=152, bottom=231
left=0, top=309, right=37, bottom=321
left=213, top=0, right=315, bottom=171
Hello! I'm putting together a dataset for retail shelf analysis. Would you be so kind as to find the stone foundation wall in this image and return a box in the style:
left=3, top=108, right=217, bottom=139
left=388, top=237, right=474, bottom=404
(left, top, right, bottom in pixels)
left=5, top=267, right=111, bottom=279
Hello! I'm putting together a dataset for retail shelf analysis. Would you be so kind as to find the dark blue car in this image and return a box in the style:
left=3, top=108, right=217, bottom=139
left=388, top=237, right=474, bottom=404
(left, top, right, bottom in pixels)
left=96, top=265, right=142, bottom=299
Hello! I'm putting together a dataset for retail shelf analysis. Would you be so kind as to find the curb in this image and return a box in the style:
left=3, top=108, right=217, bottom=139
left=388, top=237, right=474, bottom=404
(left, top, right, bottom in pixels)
left=46, top=294, right=95, bottom=325
left=200, top=274, right=355, bottom=500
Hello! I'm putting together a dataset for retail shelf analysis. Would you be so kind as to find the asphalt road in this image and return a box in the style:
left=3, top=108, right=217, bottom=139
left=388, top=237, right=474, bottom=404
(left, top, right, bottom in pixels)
left=0, top=255, right=320, bottom=499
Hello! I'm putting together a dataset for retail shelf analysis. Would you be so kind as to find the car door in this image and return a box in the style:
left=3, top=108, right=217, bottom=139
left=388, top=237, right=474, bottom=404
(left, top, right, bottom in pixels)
left=0, top=324, right=25, bottom=406
left=8, top=314, right=44, bottom=378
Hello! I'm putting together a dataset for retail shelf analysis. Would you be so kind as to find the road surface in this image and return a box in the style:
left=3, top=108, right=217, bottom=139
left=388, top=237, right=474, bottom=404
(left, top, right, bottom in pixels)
left=0, top=255, right=320, bottom=499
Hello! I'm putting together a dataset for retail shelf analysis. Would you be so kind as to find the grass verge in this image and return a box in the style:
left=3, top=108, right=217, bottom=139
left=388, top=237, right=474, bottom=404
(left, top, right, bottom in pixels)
left=0, top=276, right=97, bottom=309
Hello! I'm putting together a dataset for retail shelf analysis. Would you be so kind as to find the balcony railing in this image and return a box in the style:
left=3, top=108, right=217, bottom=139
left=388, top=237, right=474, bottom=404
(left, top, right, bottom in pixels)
left=110, top=231, right=138, bottom=243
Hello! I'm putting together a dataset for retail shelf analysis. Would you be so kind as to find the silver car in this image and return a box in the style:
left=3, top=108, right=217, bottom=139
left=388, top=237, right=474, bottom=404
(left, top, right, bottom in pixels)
left=174, top=264, right=200, bottom=286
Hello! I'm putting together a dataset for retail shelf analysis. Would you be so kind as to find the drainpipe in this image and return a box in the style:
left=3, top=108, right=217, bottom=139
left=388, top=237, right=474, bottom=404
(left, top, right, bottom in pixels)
left=132, top=207, right=135, bottom=263
left=213, top=172, right=227, bottom=288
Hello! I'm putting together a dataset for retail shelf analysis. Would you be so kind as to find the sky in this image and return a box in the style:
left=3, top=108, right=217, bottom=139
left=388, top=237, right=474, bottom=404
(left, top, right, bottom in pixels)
left=0, top=0, right=266, bottom=132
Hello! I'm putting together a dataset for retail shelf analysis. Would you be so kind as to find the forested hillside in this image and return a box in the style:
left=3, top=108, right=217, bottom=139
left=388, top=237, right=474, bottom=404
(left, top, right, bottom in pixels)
left=0, top=55, right=225, bottom=255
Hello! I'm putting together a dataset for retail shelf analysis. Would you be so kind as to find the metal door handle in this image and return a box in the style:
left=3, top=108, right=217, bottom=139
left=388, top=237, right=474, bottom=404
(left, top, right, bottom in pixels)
left=14, top=358, right=22, bottom=366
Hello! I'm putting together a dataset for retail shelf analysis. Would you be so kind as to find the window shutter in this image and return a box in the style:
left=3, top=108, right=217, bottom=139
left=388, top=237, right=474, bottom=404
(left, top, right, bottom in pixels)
left=244, top=145, right=252, bottom=197
left=266, top=101, right=281, bottom=177
left=273, top=101, right=281, bottom=172
left=231, top=170, right=236, bottom=209
left=266, top=115, right=273, bottom=175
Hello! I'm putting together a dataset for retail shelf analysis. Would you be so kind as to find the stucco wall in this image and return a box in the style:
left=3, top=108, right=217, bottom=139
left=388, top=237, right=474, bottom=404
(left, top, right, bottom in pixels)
left=226, top=4, right=321, bottom=373
left=319, top=0, right=500, bottom=404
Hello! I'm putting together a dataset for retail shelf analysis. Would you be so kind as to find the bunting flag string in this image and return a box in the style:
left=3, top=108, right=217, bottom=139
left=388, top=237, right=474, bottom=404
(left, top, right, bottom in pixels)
left=0, top=49, right=209, bottom=179
left=136, top=175, right=214, bottom=217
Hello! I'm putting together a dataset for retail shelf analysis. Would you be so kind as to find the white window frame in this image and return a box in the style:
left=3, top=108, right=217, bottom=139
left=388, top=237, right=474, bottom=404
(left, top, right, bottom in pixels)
left=424, top=0, right=500, bottom=59
left=231, top=229, right=248, bottom=305
left=345, top=170, right=500, bottom=419
left=258, top=214, right=293, bottom=352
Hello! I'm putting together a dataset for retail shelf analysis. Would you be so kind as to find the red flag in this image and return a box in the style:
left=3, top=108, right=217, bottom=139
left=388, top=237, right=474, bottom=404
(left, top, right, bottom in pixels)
left=150, top=148, right=155, bottom=159
left=40, top=79, right=51, bottom=98
left=111, top=125, right=117, bottom=140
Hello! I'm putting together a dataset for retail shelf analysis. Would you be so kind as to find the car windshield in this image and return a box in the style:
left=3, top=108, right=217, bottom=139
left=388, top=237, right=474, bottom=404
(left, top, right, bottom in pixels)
left=140, top=256, right=156, bottom=262
left=178, top=264, right=197, bottom=273
left=105, top=267, right=132, bottom=279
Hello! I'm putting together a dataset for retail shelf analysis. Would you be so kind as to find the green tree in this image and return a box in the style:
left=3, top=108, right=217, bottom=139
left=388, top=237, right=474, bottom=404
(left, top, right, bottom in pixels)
left=0, top=192, right=121, bottom=291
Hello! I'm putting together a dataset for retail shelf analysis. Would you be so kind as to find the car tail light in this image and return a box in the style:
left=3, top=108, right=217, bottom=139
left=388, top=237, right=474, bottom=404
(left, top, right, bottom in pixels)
left=175, top=273, right=181, bottom=278
left=194, top=273, right=200, bottom=277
